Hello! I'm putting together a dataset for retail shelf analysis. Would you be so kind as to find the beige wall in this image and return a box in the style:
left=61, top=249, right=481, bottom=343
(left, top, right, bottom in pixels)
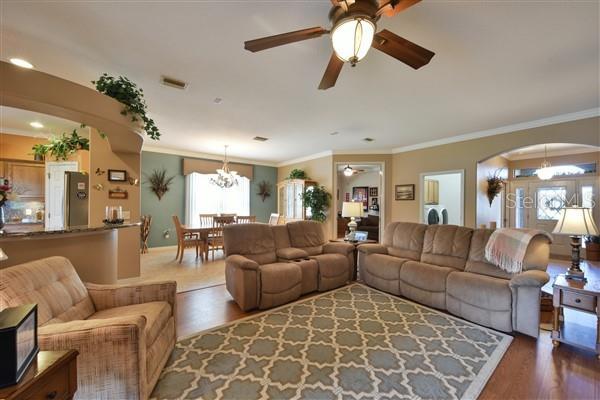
left=476, top=155, right=509, bottom=228
left=391, top=117, right=600, bottom=228
left=278, top=155, right=334, bottom=238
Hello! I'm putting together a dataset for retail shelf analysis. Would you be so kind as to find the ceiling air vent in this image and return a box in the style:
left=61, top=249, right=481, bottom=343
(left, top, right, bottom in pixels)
left=363, top=137, right=375, bottom=142
left=253, top=136, right=269, bottom=142
left=160, top=75, right=188, bottom=90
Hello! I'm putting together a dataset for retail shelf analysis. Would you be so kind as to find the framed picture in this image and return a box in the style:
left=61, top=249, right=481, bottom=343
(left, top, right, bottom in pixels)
left=352, top=186, right=369, bottom=211
left=395, top=184, right=415, bottom=201
left=108, top=188, right=128, bottom=199
left=369, top=187, right=378, bottom=197
left=108, top=169, right=127, bottom=182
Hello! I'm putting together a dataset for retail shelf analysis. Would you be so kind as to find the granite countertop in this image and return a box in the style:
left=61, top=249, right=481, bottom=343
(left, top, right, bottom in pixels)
left=0, top=222, right=141, bottom=239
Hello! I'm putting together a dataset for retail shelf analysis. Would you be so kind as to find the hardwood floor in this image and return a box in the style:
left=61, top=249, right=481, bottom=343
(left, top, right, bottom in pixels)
left=175, top=260, right=600, bottom=399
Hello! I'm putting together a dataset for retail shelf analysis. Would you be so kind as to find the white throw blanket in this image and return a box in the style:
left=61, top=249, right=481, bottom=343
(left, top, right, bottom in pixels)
left=484, top=228, right=553, bottom=273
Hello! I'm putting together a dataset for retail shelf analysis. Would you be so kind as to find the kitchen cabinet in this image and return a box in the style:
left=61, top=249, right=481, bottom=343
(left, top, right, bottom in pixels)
left=277, top=179, right=317, bottom=222
left=2, top=160, right=45, bottom=201
left=424, top=179, right=439, bottom=205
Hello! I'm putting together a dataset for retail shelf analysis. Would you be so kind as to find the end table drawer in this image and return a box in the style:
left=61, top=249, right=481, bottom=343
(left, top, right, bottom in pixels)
left=25, top=367, right=69, bottom=400
left=562, top=290, right=596, bottom=311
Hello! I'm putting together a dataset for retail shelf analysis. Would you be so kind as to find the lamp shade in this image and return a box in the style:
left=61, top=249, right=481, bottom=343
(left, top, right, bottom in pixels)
left=342, top=201, right=363, bottom=218
left=553, top=207, right=599, bottom=236
left=0, top=248, right=7, bottom=262
left=331, top=18, right=375, bottom=63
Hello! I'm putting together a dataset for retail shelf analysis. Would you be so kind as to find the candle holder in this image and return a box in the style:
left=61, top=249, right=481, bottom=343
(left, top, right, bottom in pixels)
left=103, top=206, right=124, bottom=225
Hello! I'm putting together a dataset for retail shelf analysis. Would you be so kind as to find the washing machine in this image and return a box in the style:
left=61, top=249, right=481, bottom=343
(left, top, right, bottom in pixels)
left=424, top=205, right=449, bottom=225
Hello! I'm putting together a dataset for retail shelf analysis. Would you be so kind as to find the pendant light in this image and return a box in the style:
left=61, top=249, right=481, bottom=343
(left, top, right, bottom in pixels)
left=536, top=145, right=554, bottom=180
left=210, top=145, right=239, bottom=188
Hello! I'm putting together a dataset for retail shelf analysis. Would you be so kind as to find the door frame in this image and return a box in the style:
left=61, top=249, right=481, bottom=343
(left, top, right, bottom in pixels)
left=333, top=161, right=385, bottom=242
left=419, top=169, right=465, bottom=226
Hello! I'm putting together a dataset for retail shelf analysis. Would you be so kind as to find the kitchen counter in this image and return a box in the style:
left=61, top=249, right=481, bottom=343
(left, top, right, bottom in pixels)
left=0, top=222, right=140, bottom=238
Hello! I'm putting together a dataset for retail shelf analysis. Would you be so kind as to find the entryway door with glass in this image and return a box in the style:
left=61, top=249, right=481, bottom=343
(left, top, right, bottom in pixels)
left=508, top=178, right=598, bottom=256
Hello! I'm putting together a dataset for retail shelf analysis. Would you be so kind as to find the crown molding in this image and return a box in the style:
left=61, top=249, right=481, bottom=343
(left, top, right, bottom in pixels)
left=142, top=145, right=278, bottom=167
left=392, top=108, right=600, bottom=154
left=276, top=151, right=334, bottom=167
left=331, top=149, right=393, bottom=155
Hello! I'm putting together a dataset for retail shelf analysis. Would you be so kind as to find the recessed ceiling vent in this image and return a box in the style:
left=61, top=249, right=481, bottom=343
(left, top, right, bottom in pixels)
left=253, top=136, right=269, bottom=142
left=160, top=75, right=188, bottom=90
left=363, top=137, right=375, bottom=142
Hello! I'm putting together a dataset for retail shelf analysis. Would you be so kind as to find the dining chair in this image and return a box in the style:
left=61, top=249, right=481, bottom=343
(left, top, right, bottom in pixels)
left=172, top=215, right=205, bottom=263
left=208, top=215, right=236, bottom=261
left=199, top=213, right=217, bottom=227
left=236, top=215, right=256, bottom=224
left=268, top=213, right=280, bottom=225
left=140, top=215, right=152, bottom=254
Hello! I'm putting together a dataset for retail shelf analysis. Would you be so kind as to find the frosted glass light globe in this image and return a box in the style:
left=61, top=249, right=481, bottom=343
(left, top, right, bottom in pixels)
left=332, top=18, right=375, bottom=64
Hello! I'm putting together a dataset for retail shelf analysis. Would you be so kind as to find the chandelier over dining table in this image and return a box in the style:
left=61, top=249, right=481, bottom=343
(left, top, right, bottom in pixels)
left=210, top=145, right=239, bottom=188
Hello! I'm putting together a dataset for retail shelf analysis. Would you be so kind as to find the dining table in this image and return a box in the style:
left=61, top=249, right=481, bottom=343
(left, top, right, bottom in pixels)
left=181, top=224, right=214, bottom=261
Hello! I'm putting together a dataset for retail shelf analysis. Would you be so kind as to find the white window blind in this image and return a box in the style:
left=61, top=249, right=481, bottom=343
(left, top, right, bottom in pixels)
left=185, top=173, right=250, bottom=226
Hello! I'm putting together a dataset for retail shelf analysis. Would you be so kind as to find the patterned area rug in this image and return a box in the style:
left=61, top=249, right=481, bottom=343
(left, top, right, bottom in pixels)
left=152, top=284, right=512, bottom=399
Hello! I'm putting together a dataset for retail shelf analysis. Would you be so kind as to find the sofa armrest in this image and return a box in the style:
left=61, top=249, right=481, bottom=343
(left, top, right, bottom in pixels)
left=357, top=243, right=388, bottom=255
left=277, top=247, right=309, bottom=261
left=509, top=270, right=549, bottom=288
left=39, top=316, right=146, bottom=399
left=323, top=242, right=354, bottom=255
left=226, top=254, right=260, bottom=270
left=85, top=280, right=177, bottom=313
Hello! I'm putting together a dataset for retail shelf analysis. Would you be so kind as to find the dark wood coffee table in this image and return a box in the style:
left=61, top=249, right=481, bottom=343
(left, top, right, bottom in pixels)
left=331, top=238, right=377, bottom=280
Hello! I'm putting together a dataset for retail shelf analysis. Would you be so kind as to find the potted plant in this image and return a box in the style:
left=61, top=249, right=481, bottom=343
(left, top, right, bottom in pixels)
left=486, top=169, right=506, bottom=206
left=301, top=185, right=331, bottom=222
left=30, top=130, right=89, bottom=161
left=31, top=143, right=47, bottom=161
left=585, top=235, right=600, bottom=261
left=288, top=169, right=307, bottom=180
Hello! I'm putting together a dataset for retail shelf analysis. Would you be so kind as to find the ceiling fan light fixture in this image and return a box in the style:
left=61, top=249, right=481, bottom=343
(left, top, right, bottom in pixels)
left=331, top=17, right=375, bottom=66
left=343, top=165, right=354, bottom=177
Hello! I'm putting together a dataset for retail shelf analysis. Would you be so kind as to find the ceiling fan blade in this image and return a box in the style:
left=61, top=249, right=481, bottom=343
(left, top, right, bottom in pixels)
left=378, top=0, right=422, bottom=17
left=244, top=27, right=328, bottom=52
left=318, top=53, right=344, bottom=90
left=372, top=29, right=434, bottom=69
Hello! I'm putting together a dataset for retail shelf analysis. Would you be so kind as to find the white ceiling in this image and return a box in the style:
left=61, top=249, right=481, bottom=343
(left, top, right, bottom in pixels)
left=1, top=1, right=598, bottom=164
left=0, top=106, right=83, bottom=138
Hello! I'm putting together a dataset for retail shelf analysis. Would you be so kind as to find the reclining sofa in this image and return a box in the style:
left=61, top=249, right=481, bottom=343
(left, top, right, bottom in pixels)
left=358, top=222, right=551, bottom=337
left=224, top=221, right=354, bottom=311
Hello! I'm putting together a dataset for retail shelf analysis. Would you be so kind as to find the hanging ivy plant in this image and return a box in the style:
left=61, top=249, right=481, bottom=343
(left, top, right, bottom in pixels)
left=31, top=130, right=89, bottom=161
left=93, top=73, right=161, bottom=140
left=301, top=185, right=331, bottom=222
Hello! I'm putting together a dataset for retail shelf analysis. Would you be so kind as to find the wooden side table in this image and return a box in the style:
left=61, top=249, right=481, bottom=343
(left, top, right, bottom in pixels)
left=0, top=350, right=78, bottom=400
left=551, top=275, right=600, bottom=359
left=331, top=238, right=377, bottom=280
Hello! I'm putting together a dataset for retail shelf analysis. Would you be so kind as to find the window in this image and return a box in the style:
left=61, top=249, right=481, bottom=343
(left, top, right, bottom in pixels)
left=185, top=173, right=250, bottom=226
left=515, top=188, right=526, bottom=228
left=514, top=163, right=596, bottom=178
left=536, top=187, right=566, bottom=220
left=581, top=185, right=594, bottom=208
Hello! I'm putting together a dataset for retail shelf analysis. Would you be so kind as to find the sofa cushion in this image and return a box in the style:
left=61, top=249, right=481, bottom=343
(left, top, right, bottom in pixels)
left=0, top=256, right=95, bottom=326
left=421, top=225, right=473, bottom=270
left=259, top=263, right=302, bottom=294
left=287, top=221, right=326, bottom=255
left=291, top=258, right=319, bottom=294
left=88, top=301, right=171, bottom=346
left=272, top=224, right=292, bottom=249
left=223, top=223, right=277, bottom=264
left=364, top=253, right=407, bottom=281
left=400, top=261, right=454, bottom=293
left=277, top=247, right=309, bottom=261
left=311, top=253, right=350, bottom=291
left=446, top=272, right=513, bottom=332
left=466, top=229, right=550, bottom=278
left=382, top=222, right=427, bottom=261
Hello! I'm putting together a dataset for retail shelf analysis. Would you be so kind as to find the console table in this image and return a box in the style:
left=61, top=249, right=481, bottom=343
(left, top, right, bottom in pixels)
left=551, top=275, right=600, bottom=359
left=0, top=350, right=78, bottom=400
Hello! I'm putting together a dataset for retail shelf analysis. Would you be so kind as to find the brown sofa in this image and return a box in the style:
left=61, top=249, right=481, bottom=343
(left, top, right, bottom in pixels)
left=224, top=221, right=354, bottom=311
left=0, top=256, right=176, bottom=399
left=357, top=214, right=380, bottom=241
left=358, top=223, right=551, bottom=337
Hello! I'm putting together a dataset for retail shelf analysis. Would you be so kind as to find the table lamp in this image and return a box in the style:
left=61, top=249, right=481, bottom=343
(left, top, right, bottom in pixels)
left=553, top=206, right=599, bottom=281
left=342, top=201, right=363, bottom=240
left=0, top=248, right=7, bottom=262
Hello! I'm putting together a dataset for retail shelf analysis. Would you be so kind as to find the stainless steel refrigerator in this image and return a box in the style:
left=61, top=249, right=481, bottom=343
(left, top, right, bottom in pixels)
left=64, top=171, right=89, bottom=227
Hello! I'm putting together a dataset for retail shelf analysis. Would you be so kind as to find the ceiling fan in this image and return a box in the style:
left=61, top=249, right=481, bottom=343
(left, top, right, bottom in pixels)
left=244, top=0, right=434, bottom=90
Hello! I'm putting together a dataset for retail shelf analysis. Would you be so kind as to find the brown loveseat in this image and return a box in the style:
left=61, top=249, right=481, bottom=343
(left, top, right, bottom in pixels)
left=224, top=221, right=354, bottom=311
left=0, top=256, right=176, bottom=399
left=358, top=223, right=551, bottom=337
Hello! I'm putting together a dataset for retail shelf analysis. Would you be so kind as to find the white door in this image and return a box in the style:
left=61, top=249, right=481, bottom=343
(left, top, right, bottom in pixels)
left=45, top=161, right=78, bottom=229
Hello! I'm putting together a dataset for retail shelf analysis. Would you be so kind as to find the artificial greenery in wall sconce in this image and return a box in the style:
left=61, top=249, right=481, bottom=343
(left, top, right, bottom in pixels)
left=93, top=74, right=161, bottom=140
left=145, top=168, right=175, bottom=201
left=31, top=130, right=89, bottom=161
left=486, top=169, right=506, bottom=206
left=256, top=180, right=272, bottom=202
left=301, top=185, right=331, bottom=222
left=288, top=169, right=308, bottom=180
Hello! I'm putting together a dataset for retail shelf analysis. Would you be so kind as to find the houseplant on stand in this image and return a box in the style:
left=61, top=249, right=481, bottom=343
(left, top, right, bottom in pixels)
left=301, top=186, right=331, bottom=222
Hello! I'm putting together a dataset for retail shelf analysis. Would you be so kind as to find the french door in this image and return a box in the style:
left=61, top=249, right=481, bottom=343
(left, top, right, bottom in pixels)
left=508, top=178, right=598, bottom=256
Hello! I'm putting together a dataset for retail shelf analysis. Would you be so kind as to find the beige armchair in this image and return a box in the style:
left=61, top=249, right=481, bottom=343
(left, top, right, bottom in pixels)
left=0, top=256, right=176, bottom=400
